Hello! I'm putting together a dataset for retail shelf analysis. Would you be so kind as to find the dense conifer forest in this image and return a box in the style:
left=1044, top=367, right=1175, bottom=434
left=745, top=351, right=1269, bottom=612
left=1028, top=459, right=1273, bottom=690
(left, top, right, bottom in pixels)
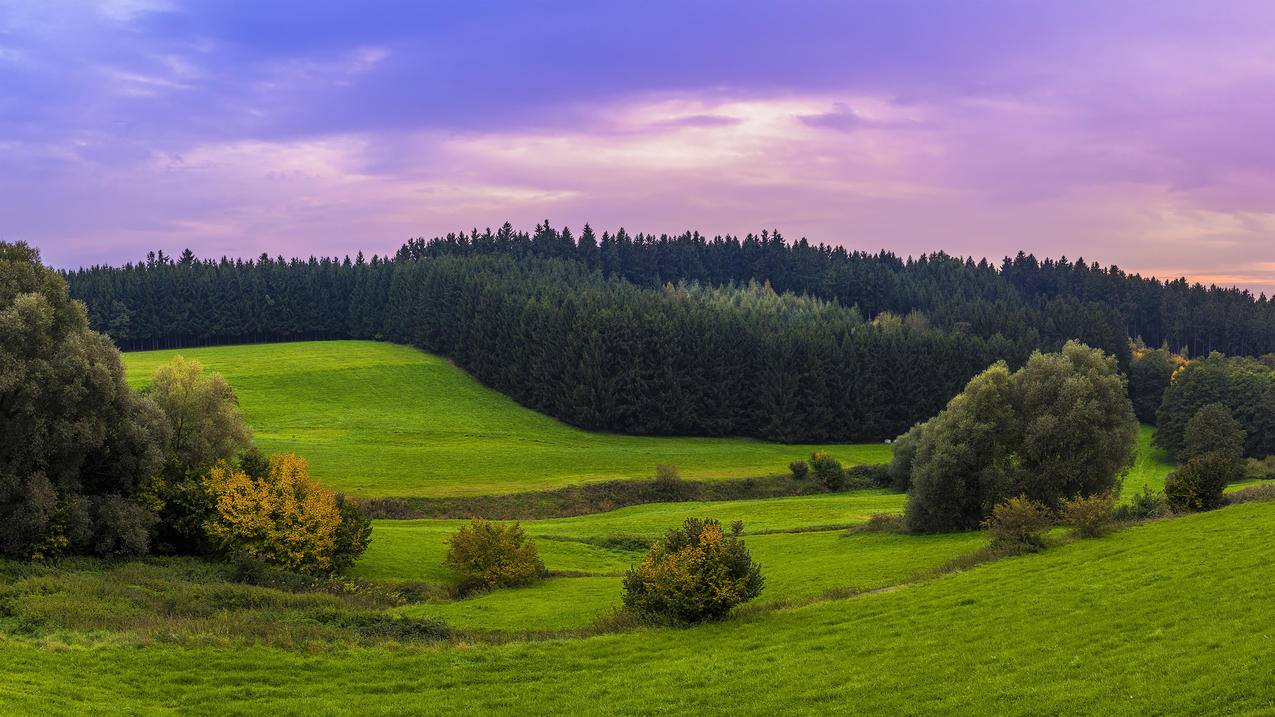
left=63, top=223, right=1275, bottom=441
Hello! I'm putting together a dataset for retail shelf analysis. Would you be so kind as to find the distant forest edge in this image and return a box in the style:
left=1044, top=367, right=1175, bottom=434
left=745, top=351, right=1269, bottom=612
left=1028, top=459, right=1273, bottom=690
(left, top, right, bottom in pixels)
left=64, top=223, right=1275, bottom=442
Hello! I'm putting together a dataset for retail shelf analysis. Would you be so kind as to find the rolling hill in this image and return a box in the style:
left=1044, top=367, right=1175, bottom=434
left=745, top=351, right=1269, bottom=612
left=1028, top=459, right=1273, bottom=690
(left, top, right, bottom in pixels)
left=122, top=341, right=890, bottom=497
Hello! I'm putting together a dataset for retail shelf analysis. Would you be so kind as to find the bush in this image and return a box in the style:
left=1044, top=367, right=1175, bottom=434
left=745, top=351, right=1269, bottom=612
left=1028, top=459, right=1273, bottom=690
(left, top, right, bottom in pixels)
left=652, top=464, right=692, bottom=500
left=1164, top=452, right=1232, bottom=512
left=788, top=460, right=809, bottom=480
left=1113, top=486, right=1171, bottom=521
left=1059, top=493, right=1115, bottom=538
left=445, top=519, right=545, bottom=590
left=982, top=497, right=1051, bottom=553
left=1246, top=456, right=1275, bottom=482
left=204, top=453, right=363, bottom=575
left=846, top=464, right=891, bottom=489
left=810, top=452, right=846, bottom=491
left=850, top=513, right=907, bottom=534
left=621, top=517, right=763, bottom=623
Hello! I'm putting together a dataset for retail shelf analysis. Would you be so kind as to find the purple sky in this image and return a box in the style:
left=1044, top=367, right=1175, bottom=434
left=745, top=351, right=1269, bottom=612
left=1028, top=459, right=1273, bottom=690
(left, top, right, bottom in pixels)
left=4, top=2, right=1275, bottom=293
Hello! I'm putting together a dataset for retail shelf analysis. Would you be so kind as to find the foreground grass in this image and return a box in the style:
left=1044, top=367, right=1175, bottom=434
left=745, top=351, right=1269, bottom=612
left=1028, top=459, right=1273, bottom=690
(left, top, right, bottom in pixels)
left=3, top=500, right=1273, bottom=714
left=123, top=341, right=889, bottom=498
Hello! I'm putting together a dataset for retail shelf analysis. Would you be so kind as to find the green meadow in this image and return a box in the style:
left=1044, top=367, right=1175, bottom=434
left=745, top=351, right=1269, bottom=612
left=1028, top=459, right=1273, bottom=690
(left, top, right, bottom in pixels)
left=8, top=339, right=1269, bottom=714
left=123, top=341, right=890, bottom=498
left=4, top=499, right=1274, bottom=714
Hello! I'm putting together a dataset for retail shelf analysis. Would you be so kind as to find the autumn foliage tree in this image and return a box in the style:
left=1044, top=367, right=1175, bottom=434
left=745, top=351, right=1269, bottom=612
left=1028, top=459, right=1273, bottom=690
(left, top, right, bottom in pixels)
left=445, top=519, right=545, bottom=590
left=203, top=453, right=364, bottom=575
left=621, top=517, right=764, bottom=623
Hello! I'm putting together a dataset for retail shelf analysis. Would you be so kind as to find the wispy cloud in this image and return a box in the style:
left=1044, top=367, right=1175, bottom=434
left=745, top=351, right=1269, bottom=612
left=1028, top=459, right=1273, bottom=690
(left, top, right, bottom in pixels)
left=2, top=1, right=1274, bottom=292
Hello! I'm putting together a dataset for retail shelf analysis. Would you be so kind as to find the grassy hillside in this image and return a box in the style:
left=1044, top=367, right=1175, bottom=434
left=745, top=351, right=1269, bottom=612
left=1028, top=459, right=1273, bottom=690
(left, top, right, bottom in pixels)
left=3, top=499, right=1273, bottom=714
left=123, top=341, right=890, bottom=498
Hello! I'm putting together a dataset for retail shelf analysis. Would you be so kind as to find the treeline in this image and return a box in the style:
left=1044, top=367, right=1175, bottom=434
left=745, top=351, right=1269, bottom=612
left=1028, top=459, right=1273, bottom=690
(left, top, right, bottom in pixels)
left=398, top=222, right=1275, bottom=358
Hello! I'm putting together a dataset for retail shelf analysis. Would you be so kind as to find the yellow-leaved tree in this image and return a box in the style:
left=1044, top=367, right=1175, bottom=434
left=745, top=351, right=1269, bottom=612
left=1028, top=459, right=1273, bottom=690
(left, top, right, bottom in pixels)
left=204, top=453, right=343, bottom=574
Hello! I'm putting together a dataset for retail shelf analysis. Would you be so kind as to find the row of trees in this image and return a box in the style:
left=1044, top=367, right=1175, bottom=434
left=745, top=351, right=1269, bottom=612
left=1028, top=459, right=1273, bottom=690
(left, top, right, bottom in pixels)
left=398, top=222, right=1275, bottom=358
left=1, top=242, right=369, bottom=570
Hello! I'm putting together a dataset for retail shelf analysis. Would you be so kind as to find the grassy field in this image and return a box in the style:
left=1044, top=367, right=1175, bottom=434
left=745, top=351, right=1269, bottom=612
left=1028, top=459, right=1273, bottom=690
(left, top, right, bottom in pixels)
left=350, top=490, right=974, bottom=631
left=123, top=341, right=890, bottom=498
left=1121, top=424, right=1176, bottom=498
left=3, top=498, right=1273, bottom=714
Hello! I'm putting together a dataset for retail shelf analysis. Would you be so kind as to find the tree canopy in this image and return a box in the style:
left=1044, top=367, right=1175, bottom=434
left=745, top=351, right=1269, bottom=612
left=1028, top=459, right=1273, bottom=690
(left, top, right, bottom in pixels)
left=903, top=342, right=1138, bottom=533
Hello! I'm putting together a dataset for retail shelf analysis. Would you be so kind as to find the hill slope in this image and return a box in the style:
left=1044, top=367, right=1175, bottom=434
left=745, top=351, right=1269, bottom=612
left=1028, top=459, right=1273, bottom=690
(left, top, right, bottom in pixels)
left=3, top=499, right=1273, bottom=714
left=122, top=341, right=889, bottom=497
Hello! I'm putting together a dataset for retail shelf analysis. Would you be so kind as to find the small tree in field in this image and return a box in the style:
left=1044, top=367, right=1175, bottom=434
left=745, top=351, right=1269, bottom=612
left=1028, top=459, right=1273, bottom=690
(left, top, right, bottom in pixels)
left=621, top=517, right=763, bottom=623
left=204, top=453, right=359, bottom=575
left=983, top=497, right=1051, bottom=553
left=810, top=452, right=846, bottom=491
left=1060, top=493, right=1115, bottom=538
left=446, top=519, right=545, bottom=590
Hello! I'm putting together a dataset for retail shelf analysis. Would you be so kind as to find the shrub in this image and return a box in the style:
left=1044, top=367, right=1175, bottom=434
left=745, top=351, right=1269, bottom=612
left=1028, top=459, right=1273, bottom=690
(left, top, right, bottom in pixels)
left=1164, top=452, right=1232, bottom=512
left=788, top=460, right=809, bottom=480
left=652, top=464, right=692, bottom=500
left=621, top=517, right=763, bottom=623
left=850, top=513, right=907, bottom=534
left=846, top=464, right=891, bottom=489
left=810, top=452, right=846, bottom=491
left=1113, top=486, right=1171, bottom=521
left=982, top=497, right=1051, bottom=553
left=204, top=453, right=358, bottom=575
left=1059, top=493, right=1115, bottom=538
left=445, top=519, right=545, bottom=590
left=1245, top=456, right=1275, bottom=482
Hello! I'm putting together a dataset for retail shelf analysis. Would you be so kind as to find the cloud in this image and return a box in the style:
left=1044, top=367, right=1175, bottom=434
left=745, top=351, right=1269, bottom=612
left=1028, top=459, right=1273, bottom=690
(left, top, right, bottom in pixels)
left=2, top=1, right=1275, bottom=293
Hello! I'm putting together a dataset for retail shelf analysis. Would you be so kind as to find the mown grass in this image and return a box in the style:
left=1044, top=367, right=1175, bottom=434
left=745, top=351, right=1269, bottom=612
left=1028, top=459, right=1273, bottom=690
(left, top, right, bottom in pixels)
left=123, top=341, right=890, bottom=498
left=3, top=499, right=1274, bottom=714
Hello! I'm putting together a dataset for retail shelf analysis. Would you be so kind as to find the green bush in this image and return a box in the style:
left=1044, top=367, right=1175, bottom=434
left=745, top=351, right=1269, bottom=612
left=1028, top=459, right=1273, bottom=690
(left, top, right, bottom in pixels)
left=1112, top=486, right=1171, bottom=521
left=810, top=452, right=846, bottom=491
left=850, top=513, right=907, bottom=534
left=1060, top=493, right=1115, bottom=538
left=847, top=464, right=891, bottom=489
left=788, top=460, right=809, bottom=480
left=982, top=497, right=1051, bottom=553
left=621, top=517, right=763, bottom=623
left=653, top=464, right=692, bottom=500
left=445, top=519, right=545, bottom=590
left=1246, top=456, right=1275, bottom=482
left=1165, top=453, right=1232, bottom=512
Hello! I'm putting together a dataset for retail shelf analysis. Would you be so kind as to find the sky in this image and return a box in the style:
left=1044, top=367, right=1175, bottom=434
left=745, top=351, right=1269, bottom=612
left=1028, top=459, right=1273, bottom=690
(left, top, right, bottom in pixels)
left=3, top=1, right=1275, bottom=293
